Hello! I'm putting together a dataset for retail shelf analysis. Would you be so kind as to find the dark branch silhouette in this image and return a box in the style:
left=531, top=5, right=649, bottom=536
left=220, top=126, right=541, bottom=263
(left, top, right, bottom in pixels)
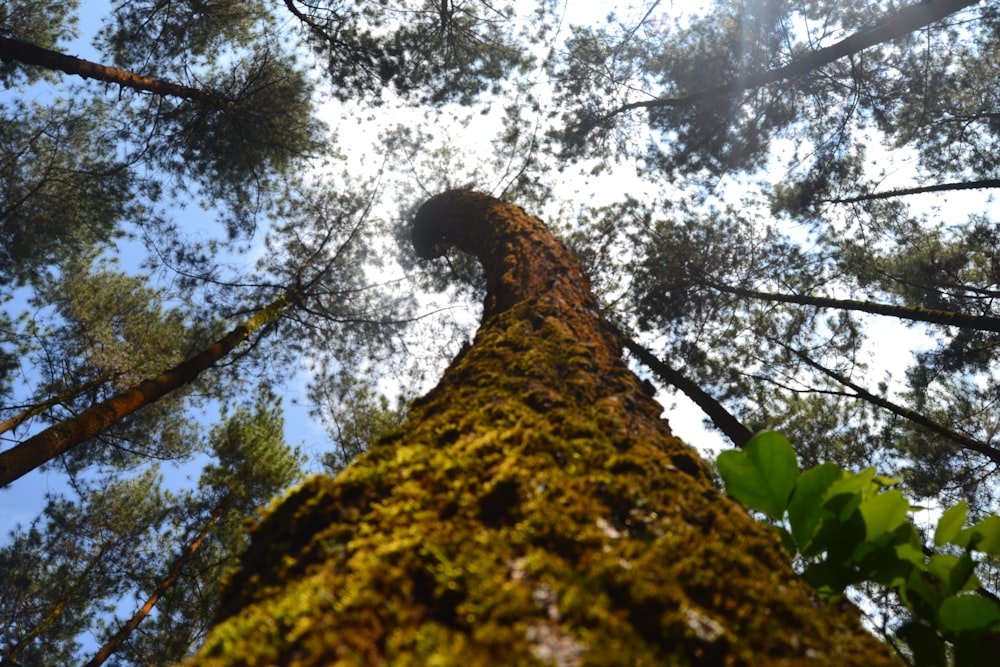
left=593, top=0, right=980, bottom=125
left=704, top=281, right=1000, bottom=333
left=826, top=178, right=1000, bottom=205
left=84, top=493, right=235, bottom=667
left=619, top=333, right=752, bottom=447
left=0, top=36, right=232, bottom=107
left=780, top=341, right=1000, bottom=466
left=0, top=295, right=291, bottom=487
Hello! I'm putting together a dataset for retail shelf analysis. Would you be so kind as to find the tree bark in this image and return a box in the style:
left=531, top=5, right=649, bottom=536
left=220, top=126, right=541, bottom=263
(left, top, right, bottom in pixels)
left=188, top=191, right=899, bottom=665
left=0, top=295, right=290, bottom=488
left=780, top=340, right=1000, bottom=466
left=827, top=178, right=1000, bottom=205
left=620, top=334, right=752, bottom=448
left=0, top=36, right=231, bottom=107
left=0, top=373, right=111, bottom=436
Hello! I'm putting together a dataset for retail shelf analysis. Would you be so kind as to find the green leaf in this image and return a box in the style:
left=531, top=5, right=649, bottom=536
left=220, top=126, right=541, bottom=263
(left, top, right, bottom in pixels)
left=950, top=551, right=979, bottom=594
left=801, top=559, right=861, bottom=599
left=938, top=594, right=1000, bottom=633
left=893, top=523, right=926, bottom=566
left=787, top=462, right=842, bottom=551
left=804, top=510, right=866, bottom=560
left=935, top=501, right=968, bottom=547
left=903, top=567, right=945, bottom=621
left=927, top=554, right=962, bottom=596
left=716, top=431, right=798, bottom=520
left=964, top=515, right=1000, bottom=556
left=872, top=474, right=901, bottom=488
left=860, top=540, right=916, bottom=588
left=775, top=525, right=797, bottom=556
left=823, top=467, right=875, bottom=521
left=859, top=489, right=910, bottom=543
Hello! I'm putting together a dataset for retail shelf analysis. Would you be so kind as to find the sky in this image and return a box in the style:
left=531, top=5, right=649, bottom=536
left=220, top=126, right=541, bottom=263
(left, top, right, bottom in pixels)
left=4, top=4, right=998, bottom=664
left=0, top=0, right=962, bottom=525
left=2, top=4, right=993, bottom=650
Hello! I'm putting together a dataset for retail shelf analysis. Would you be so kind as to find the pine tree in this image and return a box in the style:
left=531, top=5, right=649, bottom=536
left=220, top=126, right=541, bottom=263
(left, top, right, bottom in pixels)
left=542, top=0, right=1000, bottom=519
left=0, top=393, right=303, bottom=665
left=84, top=395, right=303, bottom=666
left=188, top=191, right=900, bottom=665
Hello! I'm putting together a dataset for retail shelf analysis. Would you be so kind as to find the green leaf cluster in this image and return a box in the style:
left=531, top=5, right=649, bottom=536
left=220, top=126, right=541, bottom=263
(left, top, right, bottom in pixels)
left=718, top=431, right=1000, bottom=666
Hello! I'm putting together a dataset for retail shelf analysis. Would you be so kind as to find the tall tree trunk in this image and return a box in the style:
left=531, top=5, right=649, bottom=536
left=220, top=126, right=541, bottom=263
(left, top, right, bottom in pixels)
left=188, top=191, right=899, bottom=665
left=0, top=295, right=290, bottom=488
left=0, top=373, right=111, bottom=436
left=704, top=281, right=1000, bottom=333
left=0, top=36, right=231, bottom=107
left=827, top=178, right=1000, bottom=204
left=85, top=492, right=234, bottom=667
left=3, top=547, right=107, bottom=665
left=620, top=334, right=752, bottom=447
left=779, top=339, right=1000, bottom=465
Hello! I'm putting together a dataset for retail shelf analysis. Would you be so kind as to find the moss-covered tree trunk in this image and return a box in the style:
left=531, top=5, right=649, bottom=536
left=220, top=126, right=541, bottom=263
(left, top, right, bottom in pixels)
left=189, top=191, right=899, bottom=665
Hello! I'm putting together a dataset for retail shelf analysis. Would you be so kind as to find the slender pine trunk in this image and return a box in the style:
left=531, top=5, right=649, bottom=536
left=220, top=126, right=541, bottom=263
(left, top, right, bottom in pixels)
left=620, top=334, right=752, bottom=447
left=706, top=281, right=1000, bottom=333
left=828, top=178, right=1000, bottom=204
left=3, top=547, right=107, bottom=664
left=0, top=36, right=231, bottom=107
left=0, top=374, right=111, bottom=436
left=782, top=340, right=1000, bottom=465
left=0, top=296, right=289, bottom=487
left=599, top=0, right=979, bottom=120
left=85, top=493, right=235, bottom=667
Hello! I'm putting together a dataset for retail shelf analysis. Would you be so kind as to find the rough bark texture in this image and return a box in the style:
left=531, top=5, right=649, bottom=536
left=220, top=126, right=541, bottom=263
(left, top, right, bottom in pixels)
left=188, top=191, right=899, bottom=665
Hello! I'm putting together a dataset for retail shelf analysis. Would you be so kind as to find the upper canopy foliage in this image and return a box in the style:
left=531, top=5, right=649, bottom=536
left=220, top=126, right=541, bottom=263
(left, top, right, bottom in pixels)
left=2, top=0, right=1000, bottom=663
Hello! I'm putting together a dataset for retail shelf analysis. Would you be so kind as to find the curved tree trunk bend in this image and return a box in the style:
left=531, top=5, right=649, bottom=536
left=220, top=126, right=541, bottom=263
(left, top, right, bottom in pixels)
left=189, top=191, right=899, bottom=665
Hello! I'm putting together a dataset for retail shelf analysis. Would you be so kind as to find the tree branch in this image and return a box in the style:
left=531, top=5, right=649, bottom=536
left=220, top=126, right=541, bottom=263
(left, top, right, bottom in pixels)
left=0, top=36, right=232, bottom=108
left=0, top=294, right=293, bottom=488
left=827, top=178, right=1000, bottom=204
left=781, top=342, right=1000, bottom=465
left=595, top=0, right=981, bottom=124
left=704, top=281, right=1000, bottom=333
left=619, top=333, right=752, bottom=448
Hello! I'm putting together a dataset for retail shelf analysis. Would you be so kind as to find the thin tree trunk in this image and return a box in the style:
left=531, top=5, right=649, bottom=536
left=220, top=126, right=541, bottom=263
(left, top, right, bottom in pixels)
left=3, top=547, right=107, bottom=664
left=0, top=295, right=291, bottom=488
left=705, top=281, right=1000, bottom=333
left=85, top=493, right=235, bottom=667
left=0, top=36, right=230, bottom=107
left=187, top=191, right=899, bottom=665
left=620, top=334, right=752, bottom=447
left=828, top=178, right=1000, bottom=204
left=0, top=373, right=111, bottom=436
left=599, top=0, right=979, bottom=122
left=782, top=341, right=1000, bottom=465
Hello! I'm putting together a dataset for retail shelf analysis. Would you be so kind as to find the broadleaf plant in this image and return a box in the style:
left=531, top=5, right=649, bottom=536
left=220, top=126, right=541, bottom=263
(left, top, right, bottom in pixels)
left=718, top=431, right=1000, bottom=666
left=716, top=430, right=798, bottom=520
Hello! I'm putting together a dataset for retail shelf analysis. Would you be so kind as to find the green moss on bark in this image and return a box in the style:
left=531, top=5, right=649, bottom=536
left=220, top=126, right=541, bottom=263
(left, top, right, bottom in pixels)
left=188, top=191, right=899, bottom=666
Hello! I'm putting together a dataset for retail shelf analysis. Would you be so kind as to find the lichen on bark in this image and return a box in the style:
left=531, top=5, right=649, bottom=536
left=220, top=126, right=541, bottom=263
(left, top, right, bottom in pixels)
left=188, top=190, right=900, bottom=665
